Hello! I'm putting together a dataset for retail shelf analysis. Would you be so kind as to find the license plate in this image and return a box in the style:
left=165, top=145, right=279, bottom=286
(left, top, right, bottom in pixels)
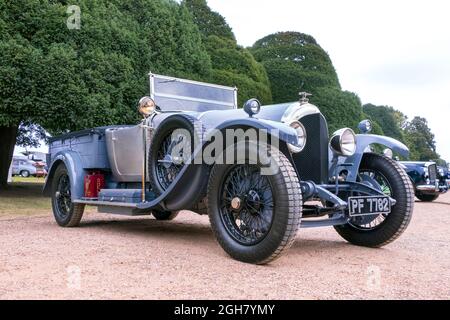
left=348, top=196, right=391, bottom=217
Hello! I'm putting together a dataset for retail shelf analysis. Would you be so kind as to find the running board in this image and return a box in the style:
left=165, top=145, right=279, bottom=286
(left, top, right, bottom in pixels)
left=73, top=199, right=153, bottom=216
left=74, top=199, right=138, bottom=208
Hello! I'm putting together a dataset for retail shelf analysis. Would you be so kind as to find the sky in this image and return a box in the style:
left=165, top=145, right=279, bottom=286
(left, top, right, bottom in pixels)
left=15, top=0, right=450, bottom=160
left=206, top=0, right=450, bottom=161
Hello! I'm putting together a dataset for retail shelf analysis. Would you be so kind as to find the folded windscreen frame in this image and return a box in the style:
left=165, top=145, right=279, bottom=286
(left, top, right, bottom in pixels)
left=149, top=72, right=238, bottom=112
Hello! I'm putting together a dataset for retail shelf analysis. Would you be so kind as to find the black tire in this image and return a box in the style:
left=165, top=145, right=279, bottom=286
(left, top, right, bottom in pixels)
left=152, top=210, right=179, bottom=221
left=416, top=193, right=439, bottom=202
left=51, top=163, right=85, bottom=227
left=148, top=115, right=208, bottom=203
left=207, top=144, right=302, bottom=264
left=20, top=170, right=30, bottom=178
left=334, top=153, right=414, bottom=247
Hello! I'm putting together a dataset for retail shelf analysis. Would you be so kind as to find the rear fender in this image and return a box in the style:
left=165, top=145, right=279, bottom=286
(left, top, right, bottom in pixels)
left=43, top=151, right=87, bottom=201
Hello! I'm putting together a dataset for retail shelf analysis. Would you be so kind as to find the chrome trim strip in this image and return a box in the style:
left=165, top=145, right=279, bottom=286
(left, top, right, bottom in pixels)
left=149, top=72, right=237, bottom=91
left=416, top=185, right=439, bottom=191
left=281, top=102, right=321, bottom=124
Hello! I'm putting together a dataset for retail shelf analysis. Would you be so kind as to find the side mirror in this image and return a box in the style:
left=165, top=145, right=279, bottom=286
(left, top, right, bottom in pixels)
left=358, top=119, right=372, bottom=134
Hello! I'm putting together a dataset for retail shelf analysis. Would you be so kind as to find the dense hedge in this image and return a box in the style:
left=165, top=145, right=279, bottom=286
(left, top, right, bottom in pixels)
left=251, top=32, right=340, bottom=102
left=184, top=0, right=272, bottom=106
left=251, top=32, right=370, bottom=133
left=0, top=0, right=212, bottom=134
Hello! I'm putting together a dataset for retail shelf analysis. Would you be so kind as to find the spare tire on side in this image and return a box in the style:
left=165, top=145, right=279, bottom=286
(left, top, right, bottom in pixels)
left=148, top=115, right=209, bottom=208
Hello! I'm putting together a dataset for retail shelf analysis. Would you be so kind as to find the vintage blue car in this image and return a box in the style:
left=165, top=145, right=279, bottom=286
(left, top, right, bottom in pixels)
left=400, top=161, right=449, bottom=202
left=43, top=73, right=415, bottom=264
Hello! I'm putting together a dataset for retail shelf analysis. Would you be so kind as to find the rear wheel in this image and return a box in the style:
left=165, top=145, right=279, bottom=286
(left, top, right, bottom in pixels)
left=416, top=194, right=439, bottom=202
left=334, top=153, right=414, bottom=247
left=51, top=164, right=85, bottom=227
left=207, top=144, right=302, bottom=264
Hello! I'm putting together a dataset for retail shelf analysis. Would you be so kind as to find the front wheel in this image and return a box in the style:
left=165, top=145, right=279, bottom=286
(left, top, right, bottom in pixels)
left=416, top=194, right=439, bottom=202
left=334, top=153, right=414, bottom=247
left=207, top=145, right=302, bottom=264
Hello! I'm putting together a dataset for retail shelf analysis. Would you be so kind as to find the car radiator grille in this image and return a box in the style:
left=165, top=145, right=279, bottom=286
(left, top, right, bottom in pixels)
left=292, top=113, right=329, bottom=184
left=428, top=164, right=437, bottom=182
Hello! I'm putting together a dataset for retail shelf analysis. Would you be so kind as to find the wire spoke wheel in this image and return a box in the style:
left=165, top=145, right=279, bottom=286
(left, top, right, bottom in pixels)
left=334, top=153, right=414, bottom=249
left=219, top=164, right=275, bottom=246
left=55, top=173, right=72, bottom=220
left=207, top=145, right=302, bottom=264
left=155, top=132, right=188, bottom=191
left=349, top=169, right=393, bottom=231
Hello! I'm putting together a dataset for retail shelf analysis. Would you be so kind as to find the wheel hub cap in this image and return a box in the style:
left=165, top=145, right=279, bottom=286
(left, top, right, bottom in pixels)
left=231, top=197, right=242, bottom=210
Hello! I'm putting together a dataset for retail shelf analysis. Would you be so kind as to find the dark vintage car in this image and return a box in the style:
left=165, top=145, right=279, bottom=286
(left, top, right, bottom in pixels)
left=438, top=165, right=450, bottom=186
left=400, top=161, right=448, bottom=202
left=43, top=73, right=415, bottom=264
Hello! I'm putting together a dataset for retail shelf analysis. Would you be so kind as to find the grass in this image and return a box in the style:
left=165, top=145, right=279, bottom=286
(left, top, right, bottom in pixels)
left=12, top=176, right=47, bottom=184
left=0, top=177, right=50, bottom=217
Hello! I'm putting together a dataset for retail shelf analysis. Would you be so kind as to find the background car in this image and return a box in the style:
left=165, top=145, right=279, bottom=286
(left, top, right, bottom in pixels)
left=438, top=165, right=450, bottom=189
left=400, top=161, right=447, bottom=202
left=11, top=157, right=38, bottom=178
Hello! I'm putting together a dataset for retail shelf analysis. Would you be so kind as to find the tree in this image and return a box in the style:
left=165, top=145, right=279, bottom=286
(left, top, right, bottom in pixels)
left=183, top=0, right=235, bottom=41
left=363, top=104, right=405, bottom=142
left=363, top=104, right=442, bottom=160
left=404, top=117, right=439, bottom=161
left=0, top=0, right=212, bottom=188
left=184, top=0, right=272, bottom=106
left=251, top=32, right=340, bottom=103
left=310, top=87, right=365, bottom=133
left=251, top=32, right=369, bottom=131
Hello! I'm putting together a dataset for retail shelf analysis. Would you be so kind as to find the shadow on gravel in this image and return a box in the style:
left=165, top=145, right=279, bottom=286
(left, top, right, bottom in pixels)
left=78, top=218, right=381, bottom=254
left=415, top=200, right=450, bottom=205
left=290, top=238, right=350, bottom=252
left=429, top=201, right=450, bottom=206
left=79, top=218, right=214, bottom=241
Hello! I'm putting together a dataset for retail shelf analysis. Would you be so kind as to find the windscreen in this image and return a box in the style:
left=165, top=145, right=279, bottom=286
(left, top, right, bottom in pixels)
left=150, top=73, right=237, bottom=112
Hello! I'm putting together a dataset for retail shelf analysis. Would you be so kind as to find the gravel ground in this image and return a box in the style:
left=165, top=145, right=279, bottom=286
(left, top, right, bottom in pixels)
left=1, top=193, right=449, bottom=300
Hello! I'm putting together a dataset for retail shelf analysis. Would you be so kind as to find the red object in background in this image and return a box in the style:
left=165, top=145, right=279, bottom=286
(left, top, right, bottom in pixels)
left=84, top=172, right=105, bottom=198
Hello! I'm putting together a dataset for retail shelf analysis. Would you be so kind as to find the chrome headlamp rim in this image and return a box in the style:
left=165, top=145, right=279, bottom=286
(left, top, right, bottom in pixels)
left=138, top=96, right=156, bottom=118
left=243, top=98, right=261, bottom=117
left=288, top=120, right=307, bottom=153
left=358, top=119, right=373, bottom=134
left=329, top=128, right=357, bottom=157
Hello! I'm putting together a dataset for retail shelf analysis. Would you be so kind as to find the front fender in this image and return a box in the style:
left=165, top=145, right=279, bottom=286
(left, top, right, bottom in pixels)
left=43, top=151, right=87, bottom=201
left=355, top=134, right=409, bottom=158
left=330, top=134, right=409, bottom=182
left=213, top=118, right=299, bottom=147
